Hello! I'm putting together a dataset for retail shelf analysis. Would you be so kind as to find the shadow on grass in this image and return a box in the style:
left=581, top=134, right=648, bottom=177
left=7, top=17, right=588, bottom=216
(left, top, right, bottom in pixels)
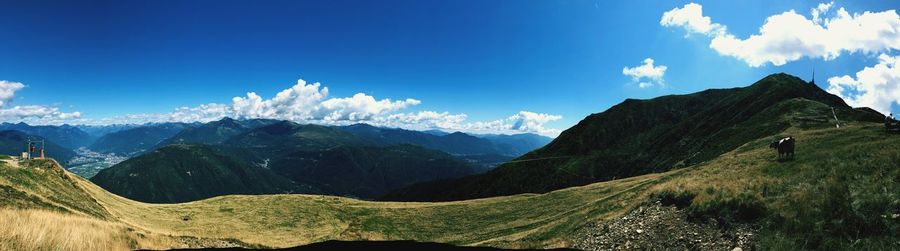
left=161, top=240, right=576, bottom=251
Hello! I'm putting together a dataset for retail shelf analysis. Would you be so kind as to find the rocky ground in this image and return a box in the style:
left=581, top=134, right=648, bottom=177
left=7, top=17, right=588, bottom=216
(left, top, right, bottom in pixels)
left=574, top=201, right=756, bottom=251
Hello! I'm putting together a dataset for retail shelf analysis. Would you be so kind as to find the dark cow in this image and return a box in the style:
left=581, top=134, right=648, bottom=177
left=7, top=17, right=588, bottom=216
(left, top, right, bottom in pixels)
left=769, top=137, right=795, bottom=159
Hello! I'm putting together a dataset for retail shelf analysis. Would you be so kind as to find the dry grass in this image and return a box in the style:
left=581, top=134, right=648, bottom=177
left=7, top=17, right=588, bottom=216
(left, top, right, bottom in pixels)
left=70, top=169, right=677, bottom=248
left=0, top=209, right=180, bottom=251
left=0, top=209, right=130, bottom=251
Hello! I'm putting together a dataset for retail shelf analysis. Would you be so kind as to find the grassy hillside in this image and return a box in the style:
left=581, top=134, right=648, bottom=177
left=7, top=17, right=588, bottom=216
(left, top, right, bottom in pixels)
left=384, top=73, right=886, bottom=201
left=0, top=119, right=897, bottom=250
left=90, top=144, right=311, bottom=203
left=270, top=144, right=478, bottom=199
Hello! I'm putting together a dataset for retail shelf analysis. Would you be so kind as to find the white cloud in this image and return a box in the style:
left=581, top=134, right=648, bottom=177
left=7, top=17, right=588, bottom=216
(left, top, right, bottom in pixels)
left=0, top=81, right=25, bottom=107
left=660, top=2, right=727, bottom=37
left=0, top=105, right=82, bottom=124
left=473, top=111, right=563, bottom=136
left=811, top=1, right=834, bottom=24
left=662, top=2, right=900, bottom=67
left=319, top=94, right=421, bottom=121
left=375, top=111, right=469, bottom=130
left=827, top=53, right=900, bottom=114
left=0, top=81, right=82, bottom=124
left=374, top=110, right=563, bottom=136
left=231, top=79, right=329, bottom=121
left=623, top=58, right=667, bottom=88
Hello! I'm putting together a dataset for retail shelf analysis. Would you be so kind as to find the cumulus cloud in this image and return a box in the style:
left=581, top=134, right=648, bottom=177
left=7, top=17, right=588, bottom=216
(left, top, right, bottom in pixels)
left=827, top=54, right=900, bottom=114
left=662, top=2, right=900, bottom=67
left=0, top=81, right=25, bottom=107
left=0, top=80, right=82, bottom=124
left=469, top=111, right=563, bottom=136
left=375, top=111, right=469, bottom=130
left=319, top=94, right=421, bottom=122
left=373, top=110, right=563, bottom=136
left=660, top=2, right=727, bottom=37
left=811, top=1, right=834, bottom=24
left=225, top=79, right=422, bottom=123
left=82, top=78, right=562, bottom=136
left=231, top=79, right=328, bottom=121
left=623, top=58, right=667, bottom=88
left=0, top=106, right=83, bottom=124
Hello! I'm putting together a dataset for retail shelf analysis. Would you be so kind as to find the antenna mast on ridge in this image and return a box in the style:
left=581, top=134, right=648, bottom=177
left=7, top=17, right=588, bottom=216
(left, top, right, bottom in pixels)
left=811, top=65, right=816, bottom=85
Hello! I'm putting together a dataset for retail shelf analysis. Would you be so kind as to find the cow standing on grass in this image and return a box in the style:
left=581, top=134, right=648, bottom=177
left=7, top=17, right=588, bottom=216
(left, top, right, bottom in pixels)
left=769, top=137, right=795, bottom=160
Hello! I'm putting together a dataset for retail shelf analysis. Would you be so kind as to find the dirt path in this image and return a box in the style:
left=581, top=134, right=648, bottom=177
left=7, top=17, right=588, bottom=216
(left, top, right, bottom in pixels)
left=2, top=157, right=19, bottom=168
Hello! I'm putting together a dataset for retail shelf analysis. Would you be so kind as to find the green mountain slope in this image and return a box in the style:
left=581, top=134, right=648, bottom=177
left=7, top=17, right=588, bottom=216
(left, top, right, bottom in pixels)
left=384, top=73, right=884, bottom=201
left=89, top=123, right=192, bottom=156
left=270, top=144, right=477, bottom=198
left=90, top=144, right=311, bottom=203
left=225, top=121, right=480, bottom=198
left=0, top=130, right=76, bottom=162
left=224, top=121, right=369, bottom=155
left=89, top=120, right=484, bottom=201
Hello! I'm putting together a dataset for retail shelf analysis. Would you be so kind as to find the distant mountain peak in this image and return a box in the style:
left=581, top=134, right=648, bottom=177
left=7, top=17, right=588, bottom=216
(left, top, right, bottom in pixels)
left=218, top=117, right=237, bottom=122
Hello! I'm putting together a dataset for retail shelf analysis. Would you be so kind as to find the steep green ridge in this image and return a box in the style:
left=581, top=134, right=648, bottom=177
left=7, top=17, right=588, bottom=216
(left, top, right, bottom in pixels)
left=89, top=122, right=192, bottom=156
left=90, top=144, right=309, bottom=203
left=270, top=144, right=477, bottom=198
left=0, top=130, right=76, bottom=162
left=384, top=73, right=885, bottom=201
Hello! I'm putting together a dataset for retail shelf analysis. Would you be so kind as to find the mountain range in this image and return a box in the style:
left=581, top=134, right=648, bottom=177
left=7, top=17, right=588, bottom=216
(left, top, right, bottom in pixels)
left=0, top=122, right=94, bottom=149
left=89, top=119, right=541, bottom=202
left=336, top=124, right=548, bottom=156
left=90, top=144, right=311, bottom=203
left=89, top=122, right=194, bottom=156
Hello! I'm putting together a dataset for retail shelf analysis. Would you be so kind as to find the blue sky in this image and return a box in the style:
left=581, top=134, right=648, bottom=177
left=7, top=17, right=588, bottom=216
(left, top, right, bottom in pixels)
left=0, top=0, right=898, bottom=136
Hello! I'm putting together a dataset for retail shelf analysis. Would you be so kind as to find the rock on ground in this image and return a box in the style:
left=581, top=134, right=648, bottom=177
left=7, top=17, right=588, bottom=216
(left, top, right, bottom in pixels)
left=573, top=201, right=756, bottom=250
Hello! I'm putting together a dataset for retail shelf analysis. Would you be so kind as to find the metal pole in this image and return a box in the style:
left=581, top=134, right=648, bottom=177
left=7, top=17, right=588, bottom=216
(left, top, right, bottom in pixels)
left=831, top=107, right=841, bottom=128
